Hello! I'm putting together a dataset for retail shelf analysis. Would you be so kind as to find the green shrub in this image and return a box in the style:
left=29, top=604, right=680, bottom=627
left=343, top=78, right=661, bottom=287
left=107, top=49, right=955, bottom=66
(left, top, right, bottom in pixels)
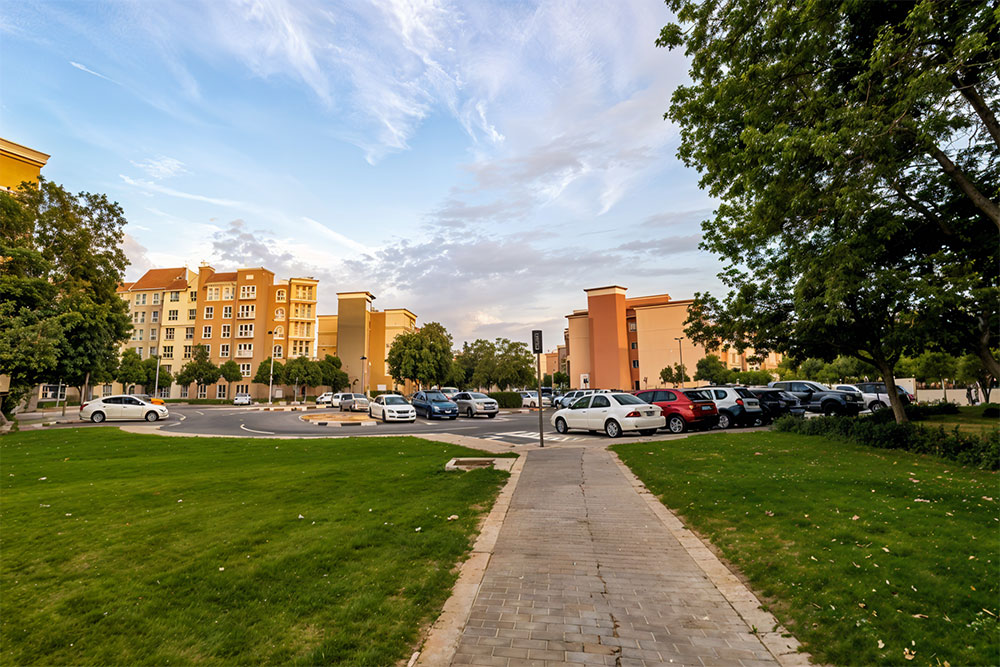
left=369, top=390, right=402, bottom=398
left=982, top=404, right=999, bottom=419
left=773, top=415, right=999, bottom=470
left=162, top=398, right=231, bottom=405
left=488, top=391, right=523, bottom=409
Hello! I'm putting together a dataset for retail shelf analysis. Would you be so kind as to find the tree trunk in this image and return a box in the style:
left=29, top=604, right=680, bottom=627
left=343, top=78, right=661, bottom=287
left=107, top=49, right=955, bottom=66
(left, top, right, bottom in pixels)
left=929, top=145, right=1000, bottom=228
left=978, top=379, right=992, bottom=404
left=977, top=328, right=1000, bottom=380
left=954, top=76, right=1000, bottom=151
left=83, top=372, right=91, bottom=406
left=873, top=358, right=908, bottom=424
left=942, top=379, right=948, bottom=403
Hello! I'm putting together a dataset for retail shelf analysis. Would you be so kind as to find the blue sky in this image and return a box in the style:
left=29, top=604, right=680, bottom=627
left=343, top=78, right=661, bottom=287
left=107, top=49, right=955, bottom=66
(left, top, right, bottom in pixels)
left=2, top=0, right=723, bottom=348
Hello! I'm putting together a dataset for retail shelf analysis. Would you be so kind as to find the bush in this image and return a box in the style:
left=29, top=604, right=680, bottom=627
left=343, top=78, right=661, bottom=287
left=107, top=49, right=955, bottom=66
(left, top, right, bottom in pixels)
left=369, top=390, right=401, bottom=398
left=772, top=414, right=999, bottom=470
left=488, top=391, right=523, bottom=409
left=982, top=404, right=999, bottom=419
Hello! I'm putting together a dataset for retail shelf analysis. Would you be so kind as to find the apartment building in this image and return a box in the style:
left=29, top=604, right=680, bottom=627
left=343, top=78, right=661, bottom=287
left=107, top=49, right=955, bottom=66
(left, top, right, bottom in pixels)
left=564, top=285, right=781, bottom=391
left=0, top=137, right=49, bottom=191
left=193, top=265, right=318, bottom=400
left=317, top=292, right=418, bottom=394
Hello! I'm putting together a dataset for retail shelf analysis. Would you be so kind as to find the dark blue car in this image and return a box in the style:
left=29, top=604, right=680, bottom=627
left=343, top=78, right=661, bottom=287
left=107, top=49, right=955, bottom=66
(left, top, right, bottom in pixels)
left=411, top=390, right=458, bottom=419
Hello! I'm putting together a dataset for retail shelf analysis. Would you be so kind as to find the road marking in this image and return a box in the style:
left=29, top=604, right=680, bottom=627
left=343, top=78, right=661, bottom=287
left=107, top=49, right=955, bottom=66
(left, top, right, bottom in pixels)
left=240, top=424, right=275, bottom=435
left=196, top=410, right=205, bottom=416
left=486, top=430, right=582, bottom=442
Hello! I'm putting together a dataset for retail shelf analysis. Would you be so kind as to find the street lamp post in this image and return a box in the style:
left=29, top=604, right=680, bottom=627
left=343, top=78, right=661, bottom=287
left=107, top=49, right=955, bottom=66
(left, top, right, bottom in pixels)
left=674, top=337, right=684, bottom=388
left=360, top=355, right=368, bottom=397
left=153, top=355, right=161, bottom=400
left=267, top=330, right=275, bottom=405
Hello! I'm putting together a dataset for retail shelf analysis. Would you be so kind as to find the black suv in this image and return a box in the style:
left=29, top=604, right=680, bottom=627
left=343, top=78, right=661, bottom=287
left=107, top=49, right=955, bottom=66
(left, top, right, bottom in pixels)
left=768, top=381, right=863, bottom=416
left=748, top=387, right=805, bottom=422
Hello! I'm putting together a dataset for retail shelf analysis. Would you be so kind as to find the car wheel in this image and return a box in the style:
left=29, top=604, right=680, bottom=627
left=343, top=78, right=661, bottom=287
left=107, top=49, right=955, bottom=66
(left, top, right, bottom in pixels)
left=717, top=411, right=732, bottom=429
left=530, top=401, right=536, bottom=408
left=368, top=408, right=373, bottom=417
left=487, top=412, right=496, bottom=419
left=870, top=401, right=886, bottom=412
left=144, top=411, right=159, bottom=422
left=604, top=420, right=622, bottom=438
left=822, top=401, right=841, bottom=417
left=467, top=408, right=474, bottom=418
left=91, top=411, right=106, bottom=424
left=555, top=417, right=568, bottom=434
left=639, top=429, right=657, bottom=436
left=667, top=415, right=686, bottom=434
left=382, top=412, right=388, bottom=423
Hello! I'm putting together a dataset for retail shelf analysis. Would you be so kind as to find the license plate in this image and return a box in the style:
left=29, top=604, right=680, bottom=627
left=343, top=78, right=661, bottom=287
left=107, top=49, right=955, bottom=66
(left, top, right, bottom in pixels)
left=701, top=405, right=711, bottom=410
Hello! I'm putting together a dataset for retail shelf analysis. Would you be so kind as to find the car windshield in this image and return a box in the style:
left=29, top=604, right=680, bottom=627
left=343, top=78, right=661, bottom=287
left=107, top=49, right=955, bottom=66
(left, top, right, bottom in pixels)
left=683, top=390, right=712, bottom=401
left=426, top=392, right=447, bottom=401
left=385, top=396, right=407, bottom=405
left=470, top=392, right=488, bottom=399
left=734, top=387, right=755, bottom=398
left=612, top=394, right=644, bottom=405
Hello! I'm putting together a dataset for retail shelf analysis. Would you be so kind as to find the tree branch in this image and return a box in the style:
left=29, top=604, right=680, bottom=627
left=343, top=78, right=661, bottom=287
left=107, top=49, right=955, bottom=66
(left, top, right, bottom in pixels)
left=953, top=75, right=1000, bottom=151
left=889, top=181, right=954, bottom=236
left=928, top=145, right=1000, bottom=229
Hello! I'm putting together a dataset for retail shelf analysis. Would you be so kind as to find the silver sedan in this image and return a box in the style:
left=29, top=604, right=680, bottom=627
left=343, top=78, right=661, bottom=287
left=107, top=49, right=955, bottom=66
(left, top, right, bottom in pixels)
left=454, top=392, right=499, bottom=418
left=339, top=393, right=370, bottom=412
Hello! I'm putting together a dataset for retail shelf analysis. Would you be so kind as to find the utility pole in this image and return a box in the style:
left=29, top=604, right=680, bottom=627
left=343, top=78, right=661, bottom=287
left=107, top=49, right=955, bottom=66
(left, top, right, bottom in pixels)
left=153, top=355, right=161, bottom=401
left=532, top=330, right=544, bottom=448
left=267, top=330, right=275, bottom=405
left=675, top=337, right=684, bottom=387
left=360, top=355, right=368, bottom=397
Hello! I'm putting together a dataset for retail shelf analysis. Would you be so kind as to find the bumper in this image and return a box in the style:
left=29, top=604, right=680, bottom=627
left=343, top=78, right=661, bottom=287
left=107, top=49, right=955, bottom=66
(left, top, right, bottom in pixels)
left=734, top=408, right=764, bottom=425
left=686, top=414, right=719, bottom=428
left=621, top=416, right=667, bottom=431
left=428, top=410, right=458, bottom=418
left=382, top=411, right=416, bottom=421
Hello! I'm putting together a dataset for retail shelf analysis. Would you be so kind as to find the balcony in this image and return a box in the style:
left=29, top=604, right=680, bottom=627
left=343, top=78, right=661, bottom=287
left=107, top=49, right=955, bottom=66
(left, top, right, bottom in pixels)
left=235, top=349, right=254, bottom=358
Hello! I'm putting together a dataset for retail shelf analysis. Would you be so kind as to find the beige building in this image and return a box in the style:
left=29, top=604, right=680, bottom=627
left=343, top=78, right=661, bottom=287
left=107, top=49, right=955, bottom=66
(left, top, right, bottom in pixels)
left=565, top=286, right=781, bottom=391
left=1, top=137, right=49, bottom=191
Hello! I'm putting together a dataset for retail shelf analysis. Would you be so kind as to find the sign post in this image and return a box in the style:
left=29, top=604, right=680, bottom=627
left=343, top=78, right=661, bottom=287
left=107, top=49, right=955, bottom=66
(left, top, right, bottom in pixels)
left=532, top=330, right=544, bottom=448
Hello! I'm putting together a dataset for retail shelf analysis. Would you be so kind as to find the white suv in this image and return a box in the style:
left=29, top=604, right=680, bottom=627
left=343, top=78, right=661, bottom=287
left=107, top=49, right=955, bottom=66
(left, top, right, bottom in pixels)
left=700, top=386, right=763, bottom=429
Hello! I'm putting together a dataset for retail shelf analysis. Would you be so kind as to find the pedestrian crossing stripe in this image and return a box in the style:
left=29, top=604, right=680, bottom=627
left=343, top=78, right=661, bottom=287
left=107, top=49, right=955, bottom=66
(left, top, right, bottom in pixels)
left=486, top=430, right=584, bottom=442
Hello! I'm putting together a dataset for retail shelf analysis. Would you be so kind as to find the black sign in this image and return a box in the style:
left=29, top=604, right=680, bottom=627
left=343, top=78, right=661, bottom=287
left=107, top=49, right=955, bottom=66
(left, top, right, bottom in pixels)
left=531, top=330, right=543, bottom=354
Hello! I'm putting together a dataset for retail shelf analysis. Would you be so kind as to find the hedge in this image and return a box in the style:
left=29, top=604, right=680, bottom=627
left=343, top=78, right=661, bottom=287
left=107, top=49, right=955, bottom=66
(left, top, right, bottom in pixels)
left=488, top=391, right=523, bottom=409
left=773, top=414, right=999, bottom=470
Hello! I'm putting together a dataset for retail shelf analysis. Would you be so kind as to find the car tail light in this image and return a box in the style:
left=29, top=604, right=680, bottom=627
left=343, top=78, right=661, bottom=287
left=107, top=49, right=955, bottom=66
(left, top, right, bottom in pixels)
left=736, top=398, right=744, bottom=406
left=80, top=403, right=87, bottom=410
left=625, top=410, right=641, bottom=418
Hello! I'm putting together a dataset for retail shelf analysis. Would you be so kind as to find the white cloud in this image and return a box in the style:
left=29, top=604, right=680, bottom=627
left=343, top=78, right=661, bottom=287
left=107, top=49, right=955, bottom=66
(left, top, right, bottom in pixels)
left=69, top=60, right=118, bottom=84
left=120, top=174, right=244, bottom=208
left=130, top=156, right=187, bottom=180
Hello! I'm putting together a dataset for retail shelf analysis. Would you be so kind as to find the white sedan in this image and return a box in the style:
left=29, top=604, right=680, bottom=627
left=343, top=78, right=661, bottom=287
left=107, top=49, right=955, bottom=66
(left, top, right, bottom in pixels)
left=80, top=395, right=170, bottom=423
left=551, top=392, right=664, bottom=438
left=369, top=394, right=416, bottom=422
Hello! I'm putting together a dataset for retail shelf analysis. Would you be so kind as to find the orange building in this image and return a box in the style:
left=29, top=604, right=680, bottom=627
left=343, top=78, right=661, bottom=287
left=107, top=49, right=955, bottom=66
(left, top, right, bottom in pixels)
left=0, top=137, right=49, bottom=191
left=564, top=285, right=781, bottom=391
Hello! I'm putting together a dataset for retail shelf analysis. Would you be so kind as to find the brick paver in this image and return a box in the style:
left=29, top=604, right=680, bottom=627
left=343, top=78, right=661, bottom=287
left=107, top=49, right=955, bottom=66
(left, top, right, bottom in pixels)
left=452, top=447, right=780, bottom=667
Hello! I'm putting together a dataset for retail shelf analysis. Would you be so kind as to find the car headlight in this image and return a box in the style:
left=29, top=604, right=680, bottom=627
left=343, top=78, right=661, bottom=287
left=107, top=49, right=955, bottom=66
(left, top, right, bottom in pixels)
left=432, top=406, right=440, bottom=412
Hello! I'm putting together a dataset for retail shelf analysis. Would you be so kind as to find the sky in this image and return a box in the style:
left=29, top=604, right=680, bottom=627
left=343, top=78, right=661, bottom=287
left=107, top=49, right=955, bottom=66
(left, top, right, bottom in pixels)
left=1, top=0, right=724, bottom=350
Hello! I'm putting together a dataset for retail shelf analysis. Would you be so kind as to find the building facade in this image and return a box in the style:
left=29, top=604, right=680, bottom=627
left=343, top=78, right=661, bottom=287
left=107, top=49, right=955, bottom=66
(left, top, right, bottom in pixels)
left=1, top=137, right=49, bottom=191
left=564, top=285, right=781, bottom=391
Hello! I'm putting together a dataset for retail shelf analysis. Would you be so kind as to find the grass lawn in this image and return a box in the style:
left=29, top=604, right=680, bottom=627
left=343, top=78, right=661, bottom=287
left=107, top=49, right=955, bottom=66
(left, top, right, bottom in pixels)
left=1, top=429, right=512, bottom=665
left=920, top=406, right=999, bottom=434
left=613, top=432, right=999, bottom=667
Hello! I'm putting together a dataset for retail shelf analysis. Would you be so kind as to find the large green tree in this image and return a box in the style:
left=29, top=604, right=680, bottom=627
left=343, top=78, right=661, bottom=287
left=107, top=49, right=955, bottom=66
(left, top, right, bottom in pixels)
left=140, top=356, right=173, bottom=395
left=386, top=322, right=454, bottom=388
left=492, top=338, right=534, bottom=391
left=661, top=0, right=999, bottom=423
left=253, top=357, right=285, bottom=386
left=693, top=355, right=736, bottom=385
left=115, top=349, right=146, bottom=390
left=0, top=179, right=130, bottom=415
left=218, top=360, right=243, bottom=399
left=317, top=355, right=349, bottom=393
left=284, top=356, right=321, bottom=402
left=175, top=345, right=220, bottom=398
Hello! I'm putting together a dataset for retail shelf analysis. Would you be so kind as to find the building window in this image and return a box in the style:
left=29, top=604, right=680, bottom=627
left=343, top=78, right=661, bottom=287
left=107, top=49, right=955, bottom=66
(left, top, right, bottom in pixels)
left=188, top=309, right=196, bottom=320
left=197, top=385, right=207, bottom=399
left=151, top=311, right=159, bottom=323
left=631, top=359, right=639, bottom=368
left=164, top=327, right=175, bottom=340
left=135, top=294, right=146, bottom=305
left=149, top=346, right=157, bottom=357
left=163, top=345, right=173, bottom=358
left=206, top=286, right=220, bottom=301
left=276, top=289, right=286, bottom=302
left=150, top=328, right=157, bottom=340
left=236, top=384, right=249, bottom=394
left=204, top=306, right=214, bottom=319
left=136, top=329, right=144, bottom=341
left=292, top=304, right=314, bottom=318
left=273, top=325, right=284, bottom=337
left=273, top=344, right=283, bottom=359
left=240, top=363, right=252, bottom=377
left=103, top=384, right=113, bottom=397
left=138, top=311, right=146, bottom=323
left=628, top=321, right=637, bottom=332
left=220, top=344, right=230, bottom=358
left=216, top=384, right=227, bottom=399
left=275, top=308, right=285, bottom=321
left=137, top=347, right=144, bottom=358
left=179, top=386, right=188, bottom=398
left=292, top=340, right=310, bottom=357
left=237, top=323, right=254, bottom=338
left=221, top=324, right=231, bottom=338
left=237, top=343, right=253, bottom=358
left=223, top=305, right=232, bottom=319
left=157, top=386, right=169, bottom=399
left=185, top=327, right=194, bottom=340
left=223, top=286, right=234, bottom=300
left=202, top=344, right=210, bottom=356
left=238, top=304, right=255, bottom=319
left=183, top=345, right=192, bottom=359
left=41, top=384, right=67, bottom=400
left=203, top=325, right=212, bottom=339
left=294, top=285, right=314, bottom=300
left=239, top=285, right=256, bottom=299
left=152, top=293, right=160, bottom=305
left=630, top=342, right=637, bottom=349
left=168, top=309, right=178, bottom=321
left=170, top=291, right=180, bottom=302
left=190, top=290, right=197, bottom=302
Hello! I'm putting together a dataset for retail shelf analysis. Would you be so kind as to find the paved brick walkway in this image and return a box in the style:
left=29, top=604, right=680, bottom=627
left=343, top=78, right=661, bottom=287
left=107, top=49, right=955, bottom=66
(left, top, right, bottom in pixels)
left=452, top=447, right=782, bottom=667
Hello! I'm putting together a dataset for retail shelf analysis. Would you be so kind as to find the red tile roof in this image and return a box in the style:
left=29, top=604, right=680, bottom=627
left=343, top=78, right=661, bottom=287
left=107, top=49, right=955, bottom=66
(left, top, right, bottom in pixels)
left=206, top=272, right=237, bottom=282
left=130, top=268, right=191, bottom=291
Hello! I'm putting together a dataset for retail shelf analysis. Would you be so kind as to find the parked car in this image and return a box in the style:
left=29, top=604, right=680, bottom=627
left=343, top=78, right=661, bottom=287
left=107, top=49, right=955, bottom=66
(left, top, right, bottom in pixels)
left=768, top=381, right=863, bottom=416
left=339, top=393, right=370, bottom=412
left=551, top=392, right=665, bottom=438
left=81, top=395, right=169, bottom=423
left=323, top=392, right=352, bottom=408
left=130, top=393, right=166, bottom=406
left=699, top=386, right=765, bottom=429
left=412, top=391, right=458, bottom=419
left=519, top=391, right=542, bottom=408
left=454, top=392, right=499, bottom=418
left=438, top=387, right=460, bottom=400
left=840, top=382, right=913, bottom=410
left=553, top=389, right=594, bottom=409
left=233, top=393, right=252, bottom=406
left=633, top=388, right=718, bottom=433
left=316, top=392, right=334, bottom=405
left=369, top=394, right=416, bottom=422
left=748, top=387, right=804, bottom=422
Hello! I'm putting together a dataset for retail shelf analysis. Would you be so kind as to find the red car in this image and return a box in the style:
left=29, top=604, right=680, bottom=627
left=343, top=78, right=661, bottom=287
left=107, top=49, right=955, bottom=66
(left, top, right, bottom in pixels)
left=633, top=388, right=719, bottom=433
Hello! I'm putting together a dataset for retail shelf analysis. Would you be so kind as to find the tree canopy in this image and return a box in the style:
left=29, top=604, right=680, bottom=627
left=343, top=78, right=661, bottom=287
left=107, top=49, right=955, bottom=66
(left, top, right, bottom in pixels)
left=386, top=322, right=455, bottom=388
left=175, top=345, right=220, bottom=390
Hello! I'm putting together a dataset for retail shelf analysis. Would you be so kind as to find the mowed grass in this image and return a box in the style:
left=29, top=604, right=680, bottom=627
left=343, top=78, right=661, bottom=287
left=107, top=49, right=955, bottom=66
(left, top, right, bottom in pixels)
left=1, top=429, right=512, bottom=665
left=920, top=406, right=1000, bottom=434
left=613, top=432, right=999, bottom=667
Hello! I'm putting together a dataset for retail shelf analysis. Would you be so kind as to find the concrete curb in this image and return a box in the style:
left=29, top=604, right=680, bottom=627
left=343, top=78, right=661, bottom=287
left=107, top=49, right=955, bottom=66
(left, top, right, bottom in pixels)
left=415, top=443, right=526, bottom=666
left=609, top=451, right=813, bottom=667
left=310, top=421, right=377, bottom=428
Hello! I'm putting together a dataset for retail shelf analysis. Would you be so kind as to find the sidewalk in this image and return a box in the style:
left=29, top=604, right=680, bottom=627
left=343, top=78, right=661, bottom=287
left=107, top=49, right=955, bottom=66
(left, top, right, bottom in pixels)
left=424, top=445, right=808, bottom=666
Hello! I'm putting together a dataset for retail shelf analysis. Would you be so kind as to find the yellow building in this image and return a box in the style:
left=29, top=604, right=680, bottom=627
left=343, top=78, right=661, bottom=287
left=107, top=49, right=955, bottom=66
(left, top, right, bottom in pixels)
left=316, top=293, right=418, bottom=394
left=0, top=137, right=49, bottom=191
